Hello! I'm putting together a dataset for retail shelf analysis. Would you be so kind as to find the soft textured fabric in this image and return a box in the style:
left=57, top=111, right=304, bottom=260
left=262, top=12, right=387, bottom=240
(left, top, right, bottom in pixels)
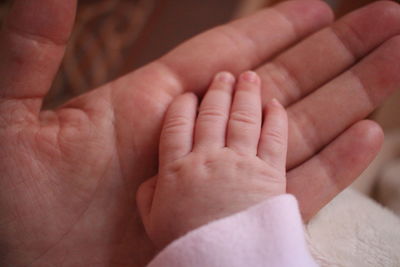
left=306, top=188, right=400, bottom=267
left=148, top=194, right=318, bottom=267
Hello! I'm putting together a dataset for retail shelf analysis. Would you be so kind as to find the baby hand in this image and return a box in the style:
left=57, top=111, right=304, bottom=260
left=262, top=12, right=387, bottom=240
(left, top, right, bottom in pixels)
left=137, top=71, right=288, bottom=249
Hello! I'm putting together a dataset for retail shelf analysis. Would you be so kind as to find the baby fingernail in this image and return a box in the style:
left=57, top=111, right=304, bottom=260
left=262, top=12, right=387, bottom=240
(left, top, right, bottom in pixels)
left=270, top=98, right=280, bottom=105
left=241, top=71, right=259, bottom=84
left=216, top=71, right=235, bottom=83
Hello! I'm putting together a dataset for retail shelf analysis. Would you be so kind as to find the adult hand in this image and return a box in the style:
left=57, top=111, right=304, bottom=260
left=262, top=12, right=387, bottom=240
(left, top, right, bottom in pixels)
left=0, top=0, right=399, bottom=266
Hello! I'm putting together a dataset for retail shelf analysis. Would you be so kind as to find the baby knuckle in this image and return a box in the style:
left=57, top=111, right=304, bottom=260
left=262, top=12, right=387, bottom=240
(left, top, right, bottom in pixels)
left=164, top=116, right=191, bottom=131
left=230, top=110, right=258, bottom=125
left=199, top=107, right=227, bottom=120
left=265, top=129, right=285, bottom=146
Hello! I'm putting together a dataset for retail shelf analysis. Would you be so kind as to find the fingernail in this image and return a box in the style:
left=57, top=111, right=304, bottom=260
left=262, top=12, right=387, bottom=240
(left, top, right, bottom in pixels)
left=241, top=71, right=259, bottom=84
left=215, top=71, right=235, bottom=84
left=270, top=98, right=281, bottom=106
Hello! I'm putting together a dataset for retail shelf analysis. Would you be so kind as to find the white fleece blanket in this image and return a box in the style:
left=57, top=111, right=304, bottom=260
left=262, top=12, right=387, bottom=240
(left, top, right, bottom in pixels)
left=306, top=189, right=400, bottom=267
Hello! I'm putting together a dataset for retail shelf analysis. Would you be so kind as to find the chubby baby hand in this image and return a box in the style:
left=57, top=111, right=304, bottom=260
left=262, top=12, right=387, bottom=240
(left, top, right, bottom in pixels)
left=137, top=71, right=288, bottom=249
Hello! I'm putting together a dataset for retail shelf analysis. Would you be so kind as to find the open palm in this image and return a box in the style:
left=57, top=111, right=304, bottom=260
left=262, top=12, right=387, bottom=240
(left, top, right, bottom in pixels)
left=1, top=0, right=399, bottom=266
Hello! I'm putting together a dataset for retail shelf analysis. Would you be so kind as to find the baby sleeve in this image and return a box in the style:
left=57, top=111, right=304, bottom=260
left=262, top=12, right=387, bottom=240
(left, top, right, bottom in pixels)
left=148, top=194, right=318, bottom=267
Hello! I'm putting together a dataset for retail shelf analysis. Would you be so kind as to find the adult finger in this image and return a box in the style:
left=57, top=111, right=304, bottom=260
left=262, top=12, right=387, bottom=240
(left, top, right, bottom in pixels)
left=287, top=35, right=400, bottom=168
left=287, top=120, right=383, bottom=221
left=0, top=0, right=77, bottom=115
left=227, top=71, right=262, bottom=155
left=159, top=93, right=198, bottom=166
left=194, top=72, right=235, bottom=150
left=256, top=1, right=400, bottom=106
left=154, top=0, right=333, bottom=96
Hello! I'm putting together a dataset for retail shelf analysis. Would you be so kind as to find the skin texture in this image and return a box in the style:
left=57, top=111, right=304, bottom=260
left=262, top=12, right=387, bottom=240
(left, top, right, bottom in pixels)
left=0, top=0, right=399, bottom=266
left=137, top=71, right=288, bottom=249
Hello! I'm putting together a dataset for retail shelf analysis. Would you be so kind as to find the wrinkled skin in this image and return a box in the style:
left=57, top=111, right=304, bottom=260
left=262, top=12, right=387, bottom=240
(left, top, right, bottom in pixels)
left=137, top=72, right=288, bottom=249
left=0, top=0, right=399, bottom=266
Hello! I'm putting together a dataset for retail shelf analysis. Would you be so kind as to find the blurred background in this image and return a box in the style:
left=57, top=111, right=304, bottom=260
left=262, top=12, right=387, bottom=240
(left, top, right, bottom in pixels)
left=0, top=0, right=399, bottom=215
